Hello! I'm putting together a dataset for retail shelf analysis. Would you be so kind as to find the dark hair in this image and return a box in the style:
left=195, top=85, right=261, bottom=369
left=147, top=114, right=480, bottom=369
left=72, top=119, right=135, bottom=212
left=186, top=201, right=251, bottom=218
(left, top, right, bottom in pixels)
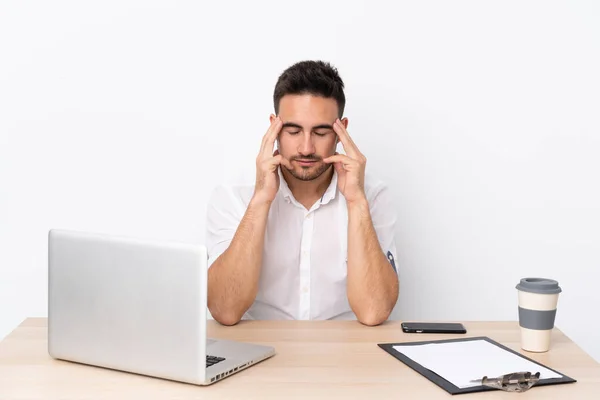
left=273, top=60, right=346, bottom=117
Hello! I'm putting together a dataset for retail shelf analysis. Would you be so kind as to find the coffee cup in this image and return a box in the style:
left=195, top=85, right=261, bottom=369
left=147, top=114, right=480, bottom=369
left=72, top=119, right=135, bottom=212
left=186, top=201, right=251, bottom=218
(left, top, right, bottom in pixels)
left=516, top=277, right=562, bottom=352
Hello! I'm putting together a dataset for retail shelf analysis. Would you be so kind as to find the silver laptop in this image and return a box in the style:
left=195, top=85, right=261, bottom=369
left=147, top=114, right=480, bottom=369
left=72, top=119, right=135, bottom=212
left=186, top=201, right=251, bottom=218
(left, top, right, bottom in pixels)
left=48, top=229, right=275, bottom=385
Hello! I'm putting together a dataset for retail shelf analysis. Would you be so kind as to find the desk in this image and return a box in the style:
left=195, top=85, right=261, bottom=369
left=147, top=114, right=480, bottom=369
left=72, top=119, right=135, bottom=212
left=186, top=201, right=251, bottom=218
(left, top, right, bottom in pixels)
left=1, top=319, right=599, bottom=399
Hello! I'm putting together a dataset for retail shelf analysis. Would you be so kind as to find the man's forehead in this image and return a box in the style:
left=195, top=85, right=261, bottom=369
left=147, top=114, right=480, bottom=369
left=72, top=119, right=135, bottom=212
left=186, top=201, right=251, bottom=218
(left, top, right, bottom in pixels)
left=278, top=94, right=339, bottom=117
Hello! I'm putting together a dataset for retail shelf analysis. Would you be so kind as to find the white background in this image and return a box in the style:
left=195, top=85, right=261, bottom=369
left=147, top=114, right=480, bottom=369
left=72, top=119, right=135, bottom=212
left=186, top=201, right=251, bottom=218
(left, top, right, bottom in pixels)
left=1, top=1, right=599, bottom=362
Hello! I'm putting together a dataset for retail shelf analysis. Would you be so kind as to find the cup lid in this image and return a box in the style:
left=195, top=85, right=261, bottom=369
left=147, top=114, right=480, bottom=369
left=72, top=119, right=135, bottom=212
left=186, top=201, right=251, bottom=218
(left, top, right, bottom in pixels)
left=516, top=277, right=562, bottom=294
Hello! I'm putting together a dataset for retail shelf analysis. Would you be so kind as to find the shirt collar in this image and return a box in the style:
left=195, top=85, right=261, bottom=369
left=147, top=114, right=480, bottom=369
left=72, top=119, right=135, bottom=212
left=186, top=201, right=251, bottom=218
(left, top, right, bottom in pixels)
left=278, top=167, right=294, bottom=201
left=320, top=168, right=338, bottom=205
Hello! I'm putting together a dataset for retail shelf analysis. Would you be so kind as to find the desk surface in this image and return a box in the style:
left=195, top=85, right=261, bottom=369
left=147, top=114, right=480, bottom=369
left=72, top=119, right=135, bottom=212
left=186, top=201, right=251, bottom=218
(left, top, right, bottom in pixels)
left=1, top=319, right=599, bottom=399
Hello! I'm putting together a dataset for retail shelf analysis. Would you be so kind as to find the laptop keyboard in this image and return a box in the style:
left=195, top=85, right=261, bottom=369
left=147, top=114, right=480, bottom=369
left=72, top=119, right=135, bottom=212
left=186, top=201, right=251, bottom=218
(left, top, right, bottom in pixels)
left=206, top=355, right=225, bottom=368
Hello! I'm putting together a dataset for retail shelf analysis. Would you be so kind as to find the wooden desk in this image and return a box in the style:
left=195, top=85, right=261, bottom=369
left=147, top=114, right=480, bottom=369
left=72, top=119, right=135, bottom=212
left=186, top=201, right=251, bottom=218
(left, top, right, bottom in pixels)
left=1, top=319, right=599, bottom=399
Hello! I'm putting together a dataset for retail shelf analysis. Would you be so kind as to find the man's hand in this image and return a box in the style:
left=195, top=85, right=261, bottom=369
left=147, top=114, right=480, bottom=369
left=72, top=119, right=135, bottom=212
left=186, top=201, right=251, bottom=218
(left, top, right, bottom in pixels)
left=323, top=118, right=367, bottom=205
left=253, top=116, right=293, bottom=204
left=207, top=117, right=293, bottom=326
left=324, top=119, right=398, bottom=326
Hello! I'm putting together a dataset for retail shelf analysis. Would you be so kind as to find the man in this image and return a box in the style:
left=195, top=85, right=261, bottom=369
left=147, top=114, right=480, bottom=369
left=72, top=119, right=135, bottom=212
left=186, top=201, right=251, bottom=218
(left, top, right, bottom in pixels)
left=206, top=60, right=399, bottom=326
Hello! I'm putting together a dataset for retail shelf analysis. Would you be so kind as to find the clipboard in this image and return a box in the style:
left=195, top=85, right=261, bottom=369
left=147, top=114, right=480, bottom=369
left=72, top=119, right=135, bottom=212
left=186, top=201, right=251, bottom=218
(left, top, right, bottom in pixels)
left=378, top=336, right=576, bottom=395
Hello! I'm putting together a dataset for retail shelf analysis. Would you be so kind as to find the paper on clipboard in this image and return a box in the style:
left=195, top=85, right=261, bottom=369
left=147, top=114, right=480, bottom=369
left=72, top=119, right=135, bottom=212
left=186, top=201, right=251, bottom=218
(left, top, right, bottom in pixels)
left=393, top=339, right=562, bottom=389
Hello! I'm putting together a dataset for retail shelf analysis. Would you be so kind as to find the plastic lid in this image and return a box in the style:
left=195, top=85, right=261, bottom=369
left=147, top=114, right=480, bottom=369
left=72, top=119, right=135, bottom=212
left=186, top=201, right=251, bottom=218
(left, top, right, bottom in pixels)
left=516, top=277, right=562, bottom=294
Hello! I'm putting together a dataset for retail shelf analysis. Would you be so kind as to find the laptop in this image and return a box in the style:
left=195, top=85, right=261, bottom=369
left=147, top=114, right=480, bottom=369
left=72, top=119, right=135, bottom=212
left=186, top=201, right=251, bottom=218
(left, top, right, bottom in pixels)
left=47, top=229, right=275, bottom=385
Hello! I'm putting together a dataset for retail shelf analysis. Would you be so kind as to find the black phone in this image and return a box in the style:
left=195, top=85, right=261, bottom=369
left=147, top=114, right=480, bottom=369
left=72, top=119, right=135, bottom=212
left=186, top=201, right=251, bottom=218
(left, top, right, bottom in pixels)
left=401, top=322, right=467, bottom=334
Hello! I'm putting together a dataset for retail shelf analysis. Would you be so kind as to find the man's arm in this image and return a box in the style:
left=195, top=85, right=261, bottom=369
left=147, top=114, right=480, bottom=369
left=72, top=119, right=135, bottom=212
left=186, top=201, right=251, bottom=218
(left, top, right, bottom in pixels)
left=207, top=116, right=291, bottom=325
left=346, top=196, right=399, bottom=326
left=324, top=118, right=399, bottom=326
left=207, top=198, right=271, bottom=326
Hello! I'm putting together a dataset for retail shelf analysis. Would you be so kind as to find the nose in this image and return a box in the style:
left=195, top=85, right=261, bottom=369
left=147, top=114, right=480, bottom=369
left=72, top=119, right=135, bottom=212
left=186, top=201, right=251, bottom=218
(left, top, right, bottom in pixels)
left=298, top=132, right=316, bottom=156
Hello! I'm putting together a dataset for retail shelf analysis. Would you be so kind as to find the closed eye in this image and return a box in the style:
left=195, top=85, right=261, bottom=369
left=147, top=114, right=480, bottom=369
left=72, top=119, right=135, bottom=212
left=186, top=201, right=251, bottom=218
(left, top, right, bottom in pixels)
left=314, top=131, right=332, bottom=137
left=285, top=130, right=301, bottom=135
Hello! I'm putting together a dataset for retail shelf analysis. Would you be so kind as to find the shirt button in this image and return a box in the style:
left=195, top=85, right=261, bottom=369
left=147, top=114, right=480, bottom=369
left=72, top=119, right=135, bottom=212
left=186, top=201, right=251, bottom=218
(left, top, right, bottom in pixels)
left=305, top=213, right=312, bottom=219
left=302, top=286, right=309, bottom=293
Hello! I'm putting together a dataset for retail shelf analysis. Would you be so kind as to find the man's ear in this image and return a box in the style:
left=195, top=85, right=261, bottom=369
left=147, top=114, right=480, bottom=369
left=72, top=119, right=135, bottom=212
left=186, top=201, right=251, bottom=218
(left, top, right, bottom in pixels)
left=337, top=117, right=348, bottom=146
left=341, top=117, right=349, bottom=129
left=270, top=114, right=276, bottom=124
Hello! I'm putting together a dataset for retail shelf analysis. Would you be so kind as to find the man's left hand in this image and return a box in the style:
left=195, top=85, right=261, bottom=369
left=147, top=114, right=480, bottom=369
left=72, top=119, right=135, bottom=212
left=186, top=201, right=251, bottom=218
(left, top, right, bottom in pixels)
left=323, top=119, right=367, bottom=205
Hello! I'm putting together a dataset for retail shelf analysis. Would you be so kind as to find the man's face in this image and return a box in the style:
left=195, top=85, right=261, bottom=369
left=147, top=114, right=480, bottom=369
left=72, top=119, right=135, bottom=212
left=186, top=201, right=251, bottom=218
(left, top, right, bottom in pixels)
left=272, top=94, right=346, bottom=181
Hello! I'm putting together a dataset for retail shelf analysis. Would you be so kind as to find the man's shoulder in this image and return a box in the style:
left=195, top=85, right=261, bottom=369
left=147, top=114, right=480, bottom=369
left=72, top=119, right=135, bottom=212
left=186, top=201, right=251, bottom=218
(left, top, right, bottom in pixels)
left=208, top=182, right=255, bottom=206
left=363, top=172, right=389, bottom=200
left=362, top=173, right=397, bottom=220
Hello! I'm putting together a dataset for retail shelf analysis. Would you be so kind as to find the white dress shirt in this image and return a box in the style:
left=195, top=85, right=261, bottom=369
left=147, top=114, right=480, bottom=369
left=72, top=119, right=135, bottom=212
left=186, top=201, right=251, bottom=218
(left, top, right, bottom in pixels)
left=206, top=168, right=398, bottom=321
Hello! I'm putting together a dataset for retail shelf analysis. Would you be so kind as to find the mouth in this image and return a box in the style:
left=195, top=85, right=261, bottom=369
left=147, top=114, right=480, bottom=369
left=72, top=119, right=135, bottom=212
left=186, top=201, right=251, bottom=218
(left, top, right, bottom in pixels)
left=294, top=159, right=319, bottom=167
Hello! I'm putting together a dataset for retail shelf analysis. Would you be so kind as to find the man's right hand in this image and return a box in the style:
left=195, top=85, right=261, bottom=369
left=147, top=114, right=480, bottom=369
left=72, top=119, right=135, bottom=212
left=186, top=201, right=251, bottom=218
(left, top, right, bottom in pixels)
left=209, top=117, right=290, bottom=325
left=253, top=116, right=292, bottom=204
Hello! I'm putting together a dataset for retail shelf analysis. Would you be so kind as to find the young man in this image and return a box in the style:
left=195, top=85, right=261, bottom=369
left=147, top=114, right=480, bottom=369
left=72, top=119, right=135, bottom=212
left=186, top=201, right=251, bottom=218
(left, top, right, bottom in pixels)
left=206, top=60, right=399, bottom=326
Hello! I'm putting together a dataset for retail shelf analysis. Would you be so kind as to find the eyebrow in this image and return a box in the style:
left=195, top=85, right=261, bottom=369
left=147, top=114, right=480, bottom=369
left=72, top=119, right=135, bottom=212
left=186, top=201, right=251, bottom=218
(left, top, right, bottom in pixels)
left=281, top=122, right=334, bottom=131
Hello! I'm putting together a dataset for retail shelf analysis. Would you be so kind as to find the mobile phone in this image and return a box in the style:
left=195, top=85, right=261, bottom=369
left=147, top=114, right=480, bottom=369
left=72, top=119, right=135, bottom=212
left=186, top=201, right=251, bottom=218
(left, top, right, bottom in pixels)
left=401, top=322, right=467, bottom=334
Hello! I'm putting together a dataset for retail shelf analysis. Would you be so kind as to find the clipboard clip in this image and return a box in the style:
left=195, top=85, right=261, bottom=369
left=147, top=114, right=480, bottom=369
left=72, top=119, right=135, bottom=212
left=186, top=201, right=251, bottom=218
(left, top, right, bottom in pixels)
left=471, top=371, right=541, bottom=392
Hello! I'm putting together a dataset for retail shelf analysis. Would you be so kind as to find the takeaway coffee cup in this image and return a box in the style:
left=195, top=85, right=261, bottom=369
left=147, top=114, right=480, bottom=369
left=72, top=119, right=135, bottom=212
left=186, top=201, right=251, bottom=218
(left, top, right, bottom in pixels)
left=516, top=278, right=562, bottom=352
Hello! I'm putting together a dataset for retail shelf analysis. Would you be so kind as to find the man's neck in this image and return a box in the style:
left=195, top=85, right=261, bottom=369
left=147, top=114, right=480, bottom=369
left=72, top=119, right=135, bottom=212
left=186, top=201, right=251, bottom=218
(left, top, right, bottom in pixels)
left=281, top=166, right=334, bottom=210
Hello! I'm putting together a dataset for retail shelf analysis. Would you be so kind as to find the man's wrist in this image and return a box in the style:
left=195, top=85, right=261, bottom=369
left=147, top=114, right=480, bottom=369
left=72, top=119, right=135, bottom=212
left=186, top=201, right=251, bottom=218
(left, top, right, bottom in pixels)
left=249, top=194, right=274, bottom=210
left=346, top=196, right=369, bottom=215
left=346, top=194, right=368, bottom=209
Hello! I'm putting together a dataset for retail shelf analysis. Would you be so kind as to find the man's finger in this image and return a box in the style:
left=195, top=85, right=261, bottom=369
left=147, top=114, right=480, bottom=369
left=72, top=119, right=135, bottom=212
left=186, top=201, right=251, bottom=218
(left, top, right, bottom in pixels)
left=262, top=155, right=280, bottom=173
left=260, top=117, right=283, bottom=158
left=259, top=117, right=280, bottom=153
left=278, top=156, right=293, bottom=170
left=331, top=159, right=344, bottom=176
left=260, top=117, right=282, bottom=156
left=323, top=154, right=357, bottom=166
left=262, top=153, right=290, bottom=171
left=259, top=121, right=275, bottom=152
left=332, top=119, right=360, bottom=158
left=268, top=154, right=293, bottom=170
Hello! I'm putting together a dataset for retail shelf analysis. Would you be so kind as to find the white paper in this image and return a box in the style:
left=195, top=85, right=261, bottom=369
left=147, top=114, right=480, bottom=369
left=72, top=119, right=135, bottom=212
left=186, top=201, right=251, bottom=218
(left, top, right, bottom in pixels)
left=393, top=339, right=562, bottom=389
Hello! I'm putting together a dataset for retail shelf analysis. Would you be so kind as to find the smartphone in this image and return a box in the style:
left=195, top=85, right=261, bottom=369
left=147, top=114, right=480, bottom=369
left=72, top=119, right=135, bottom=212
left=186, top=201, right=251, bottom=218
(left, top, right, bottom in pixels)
left=401, top=322, right=467, bottom=334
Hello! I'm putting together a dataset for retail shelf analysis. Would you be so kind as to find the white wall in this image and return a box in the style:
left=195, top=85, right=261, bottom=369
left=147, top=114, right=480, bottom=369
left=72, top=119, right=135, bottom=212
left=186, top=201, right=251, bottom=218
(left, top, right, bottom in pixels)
left=1, top=1, right=599, bottom=362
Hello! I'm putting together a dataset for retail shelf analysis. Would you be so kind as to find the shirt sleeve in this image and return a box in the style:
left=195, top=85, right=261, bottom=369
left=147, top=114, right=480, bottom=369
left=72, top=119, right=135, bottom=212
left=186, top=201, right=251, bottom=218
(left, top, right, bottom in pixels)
left=368, top=183, right=399, bottom=275
left=205, top=185, right=246, bottom=269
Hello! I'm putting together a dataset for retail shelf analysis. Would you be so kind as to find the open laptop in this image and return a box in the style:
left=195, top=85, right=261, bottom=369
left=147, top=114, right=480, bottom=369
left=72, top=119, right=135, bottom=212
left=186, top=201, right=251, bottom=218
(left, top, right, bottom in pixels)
left=47, top=229, right=275, bottom=385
